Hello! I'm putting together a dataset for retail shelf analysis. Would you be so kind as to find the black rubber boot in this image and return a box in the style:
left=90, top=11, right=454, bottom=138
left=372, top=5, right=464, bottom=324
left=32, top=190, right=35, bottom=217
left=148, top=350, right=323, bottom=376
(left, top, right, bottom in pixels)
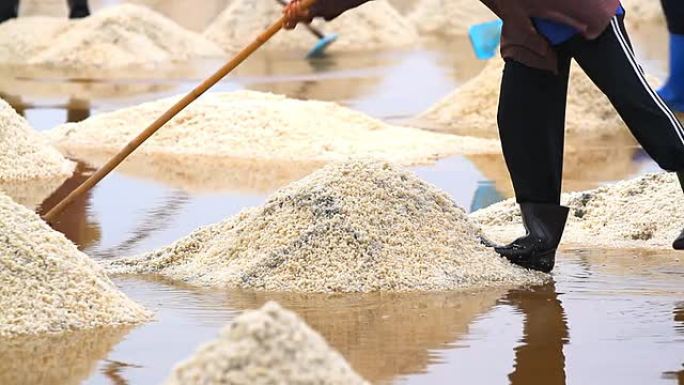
left=0, top=0, right=18, bottom=24
left=68, top=0, right=90, bottom=19
left=674, top=172, right=684, bottom=250
left=494, top=203, right=569, bottom=273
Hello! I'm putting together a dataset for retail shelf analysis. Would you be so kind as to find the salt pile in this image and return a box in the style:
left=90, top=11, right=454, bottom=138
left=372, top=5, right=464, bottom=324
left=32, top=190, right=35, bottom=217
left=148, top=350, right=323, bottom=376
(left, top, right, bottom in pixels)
left=203, top=0, right=418, bottom=53
left=0, top=191, right=150, bottom=337
left=471, top=172, right=684, bottom=249
left=408, top=0, right=495, bottom=36
left=165, top=302, right=368, bottom=385
left=106, top=160, right=546, bottom=292
left=0, top=4, right=223, bottom=69
left=420, top=58, right=650, bottom=140
left=47, top=90, right=498, bottom=166
left=622, top=0, right=665, bottom=27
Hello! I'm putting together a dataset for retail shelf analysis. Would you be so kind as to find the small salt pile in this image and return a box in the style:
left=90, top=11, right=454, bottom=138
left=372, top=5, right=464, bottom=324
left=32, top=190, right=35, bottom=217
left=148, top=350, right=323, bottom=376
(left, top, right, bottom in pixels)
left=106, top=160, right=546, bottom=292
left=0, top=191, right=150, bottom=337
left=203, top=0, right=418, bottom=53
left=47, top=90, right=498, bottom=166
left=408, top=0, right=495, bottom=36
left=471, top=172, right=684, bottom=249
left=0, top=4, right=223, bottom=69
left=165, top=302, right=368, bottom=385
left=420, top=58, right=658, bottom=140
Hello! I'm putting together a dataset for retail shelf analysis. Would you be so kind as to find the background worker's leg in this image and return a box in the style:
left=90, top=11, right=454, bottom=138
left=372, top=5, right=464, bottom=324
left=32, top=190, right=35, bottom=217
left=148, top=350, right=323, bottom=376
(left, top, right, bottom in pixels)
left=659, top=0, right=684, bottom=111
left=0, top=0, right=19, bottom=23
left=570, top=14, right=684, bottom=172
left=497, top=58, right=571, bottom=204
left=67, top=0, right=89, bottom=19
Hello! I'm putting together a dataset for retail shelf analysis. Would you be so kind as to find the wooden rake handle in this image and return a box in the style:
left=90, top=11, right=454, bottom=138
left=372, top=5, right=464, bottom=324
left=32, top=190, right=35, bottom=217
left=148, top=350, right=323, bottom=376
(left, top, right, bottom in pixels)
left=43, top=0, right=318, bottom=224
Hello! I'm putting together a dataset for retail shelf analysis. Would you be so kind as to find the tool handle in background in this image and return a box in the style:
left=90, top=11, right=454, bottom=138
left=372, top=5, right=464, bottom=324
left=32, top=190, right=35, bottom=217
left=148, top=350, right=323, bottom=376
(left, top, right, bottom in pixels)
left=43, top=0, right=319, bottom=223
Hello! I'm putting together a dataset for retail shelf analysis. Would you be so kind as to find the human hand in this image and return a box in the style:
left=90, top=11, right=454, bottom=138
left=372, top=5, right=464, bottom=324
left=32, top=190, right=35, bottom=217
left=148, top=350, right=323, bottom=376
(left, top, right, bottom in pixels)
left=282, top=0, right=313, bottom=30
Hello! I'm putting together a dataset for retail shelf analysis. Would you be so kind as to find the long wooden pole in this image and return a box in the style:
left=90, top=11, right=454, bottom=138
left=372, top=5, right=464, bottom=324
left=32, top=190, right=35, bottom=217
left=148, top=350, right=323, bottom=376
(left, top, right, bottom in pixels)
left=44, top=0, right=316, bottom=223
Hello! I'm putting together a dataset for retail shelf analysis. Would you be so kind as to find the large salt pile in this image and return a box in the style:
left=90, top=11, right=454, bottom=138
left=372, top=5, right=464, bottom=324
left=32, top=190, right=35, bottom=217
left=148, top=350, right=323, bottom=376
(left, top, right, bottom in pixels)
left=408, top=0, right=495, bottom=36
left=0, top=97, right=74, bottom=206
left=0, top=4, right=223, bottom=70
left=471, top=172, right=684, bottom=249
left=47, top=90, right=498, bottom=166
left=106, top=160, right=546, bottom=292
left=203, top=0, right=418, bottom=53
left=165, top=302, right=368, bottom=385
left=419, top=58, right=650, bottom=140
left=0, top=191, right=150, bottom=337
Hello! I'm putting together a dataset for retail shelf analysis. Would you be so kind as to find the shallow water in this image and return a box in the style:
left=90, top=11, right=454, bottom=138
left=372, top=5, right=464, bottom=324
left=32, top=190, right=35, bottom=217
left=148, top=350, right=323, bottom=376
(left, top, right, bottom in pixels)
left=1, top=1, right=683, bottom=384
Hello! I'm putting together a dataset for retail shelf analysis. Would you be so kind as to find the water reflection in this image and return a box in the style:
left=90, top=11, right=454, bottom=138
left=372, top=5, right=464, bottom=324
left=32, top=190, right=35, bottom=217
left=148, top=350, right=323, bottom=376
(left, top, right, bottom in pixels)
left=505, top=283, right=568, bottom=385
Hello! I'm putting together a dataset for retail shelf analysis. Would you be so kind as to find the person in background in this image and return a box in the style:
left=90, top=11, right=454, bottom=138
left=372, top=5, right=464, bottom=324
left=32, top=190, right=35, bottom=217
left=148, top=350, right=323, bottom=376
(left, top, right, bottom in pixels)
left=658, top=0, right=684, bottom=112
left=0, top=0, right=89, bottom=23
left=283, top=0, right=684, bottom=273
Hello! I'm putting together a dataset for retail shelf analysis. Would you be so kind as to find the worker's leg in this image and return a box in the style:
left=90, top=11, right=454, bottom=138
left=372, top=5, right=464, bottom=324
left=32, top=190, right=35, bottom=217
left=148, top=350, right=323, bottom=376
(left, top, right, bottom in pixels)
left=570, top=14, right=684, bottom=250
left=0, top=0, right=19, bottom=23
left=492, top=56, right=572, bottom=272
left=659, top=0, right=684, bottom=111
left=67, top=0, right=89, bottom=19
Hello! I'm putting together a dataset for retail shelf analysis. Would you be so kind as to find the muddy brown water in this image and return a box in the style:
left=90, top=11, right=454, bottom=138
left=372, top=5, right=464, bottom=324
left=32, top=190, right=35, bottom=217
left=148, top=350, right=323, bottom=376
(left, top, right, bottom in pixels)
left=1, top=2, right=683, bottom=384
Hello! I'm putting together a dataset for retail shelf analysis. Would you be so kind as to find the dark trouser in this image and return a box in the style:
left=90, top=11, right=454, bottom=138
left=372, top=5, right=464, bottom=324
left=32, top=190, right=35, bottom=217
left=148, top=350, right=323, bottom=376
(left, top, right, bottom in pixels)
left=0, top=0, right=89, bottom=23
left=661, top=0, right=684, bottom=34
left=498, top=14, right=684, bottom=204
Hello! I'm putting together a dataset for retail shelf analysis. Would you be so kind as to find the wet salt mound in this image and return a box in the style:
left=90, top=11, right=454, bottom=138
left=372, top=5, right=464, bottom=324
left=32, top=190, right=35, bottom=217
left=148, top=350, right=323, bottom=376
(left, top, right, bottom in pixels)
left=408, top=0, right=495, bottom=36
left=0, top=191, right=150, bottom=337
left=420, top=58, right=652, bottom=140
left=203, top=0, right=418, bottom=53
left=0, top=4, right=223, bottom=69
left=165, top=302, right=368, bottom=385
left=472, top=172, right=684, bottom=249
left=106, top=160, right=546, bottom=292
left=47, top=90, right=497, bottom=166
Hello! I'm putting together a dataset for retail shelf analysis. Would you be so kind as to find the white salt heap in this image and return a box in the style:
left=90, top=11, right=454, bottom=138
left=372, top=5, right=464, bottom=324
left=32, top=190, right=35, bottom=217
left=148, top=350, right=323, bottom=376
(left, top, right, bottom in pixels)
left=203, top=0, right=418, bottom=53
left=0, top=191, right=150, bottom=337
left=622, top=0, right=665, bottom=27
left=106, top=160, right=546, bottom=292
left=0, top=98, right=73, bottom=181
left=420, top=58, right=653, bottom=140
left=47, top=90, right=498, bottom=166
left=0, top=4, right=223, bottom=69
left=472, top=172, right=684, bottom=249
left=408, top=0, right=495, bottom=36
left=165, top=302, right=369, bottom=385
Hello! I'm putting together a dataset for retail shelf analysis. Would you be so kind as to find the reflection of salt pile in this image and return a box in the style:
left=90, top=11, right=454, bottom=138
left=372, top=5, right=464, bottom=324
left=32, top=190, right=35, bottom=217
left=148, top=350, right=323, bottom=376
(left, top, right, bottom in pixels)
left=622, top=0, right=665, bottom=27
left=420, top=58, right=648, bottom=140
left=47, top=91, right=498, bottom=166
left=0, top=191, right=150, bottom=337
left=408, top=0, right=495, bottom=36
left=106, top=160, right=546, bottom=292
left=472, top=172, right=683, bottom=249
left=0, top=327, right=130, bottom=385
left=0, top=4, right=223, bottom=69
left=204, top=0, right=418, bottom=53
left=0, top=98, right=74, bottom=206
left=225, top=290, right=505, bottom=384
left=165, top=302, right=368, bottom=385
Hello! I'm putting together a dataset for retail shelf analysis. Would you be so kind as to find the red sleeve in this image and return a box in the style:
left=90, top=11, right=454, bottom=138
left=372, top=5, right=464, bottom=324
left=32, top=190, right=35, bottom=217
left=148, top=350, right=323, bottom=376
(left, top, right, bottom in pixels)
left=309, top=0, right=374, bottom=21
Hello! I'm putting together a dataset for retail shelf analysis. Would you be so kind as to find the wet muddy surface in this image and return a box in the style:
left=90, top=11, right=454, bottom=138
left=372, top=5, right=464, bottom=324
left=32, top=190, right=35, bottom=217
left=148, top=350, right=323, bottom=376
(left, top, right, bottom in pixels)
left=1, top=1, right=682, bottom=384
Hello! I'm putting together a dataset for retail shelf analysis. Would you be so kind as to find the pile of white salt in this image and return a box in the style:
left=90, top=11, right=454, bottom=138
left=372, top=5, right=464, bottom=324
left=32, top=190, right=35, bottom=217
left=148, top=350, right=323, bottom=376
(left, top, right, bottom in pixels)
left=419, top=58, right=654, bottom=140
left=471, top=172, right=684, bottom=250
left=203, top=0, right=418, bottom=53
left=408, top=0, right=495, bottom=36
left=0, top=4, right=223, bottom=69
left=47, top=90, right=499, bottom=166
left=165, top=302, right=368, bottom=385
left=622, top=0, right=665, bottom=27
left=0, top=191, right=150, bottom=337
left=105, top=160, right=546, bottom=292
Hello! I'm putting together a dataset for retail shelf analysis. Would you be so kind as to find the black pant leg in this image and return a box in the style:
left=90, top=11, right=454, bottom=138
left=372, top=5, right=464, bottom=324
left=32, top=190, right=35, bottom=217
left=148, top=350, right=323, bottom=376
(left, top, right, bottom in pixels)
left=661, top=0, right=684, bottom=34
left=0, top=0, right=19, bottom=23
left=569, top=14, right=684, bottom=172
left=497, top=55, right=572, bottom=204
left=67, top=0, right=89, bottom=19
